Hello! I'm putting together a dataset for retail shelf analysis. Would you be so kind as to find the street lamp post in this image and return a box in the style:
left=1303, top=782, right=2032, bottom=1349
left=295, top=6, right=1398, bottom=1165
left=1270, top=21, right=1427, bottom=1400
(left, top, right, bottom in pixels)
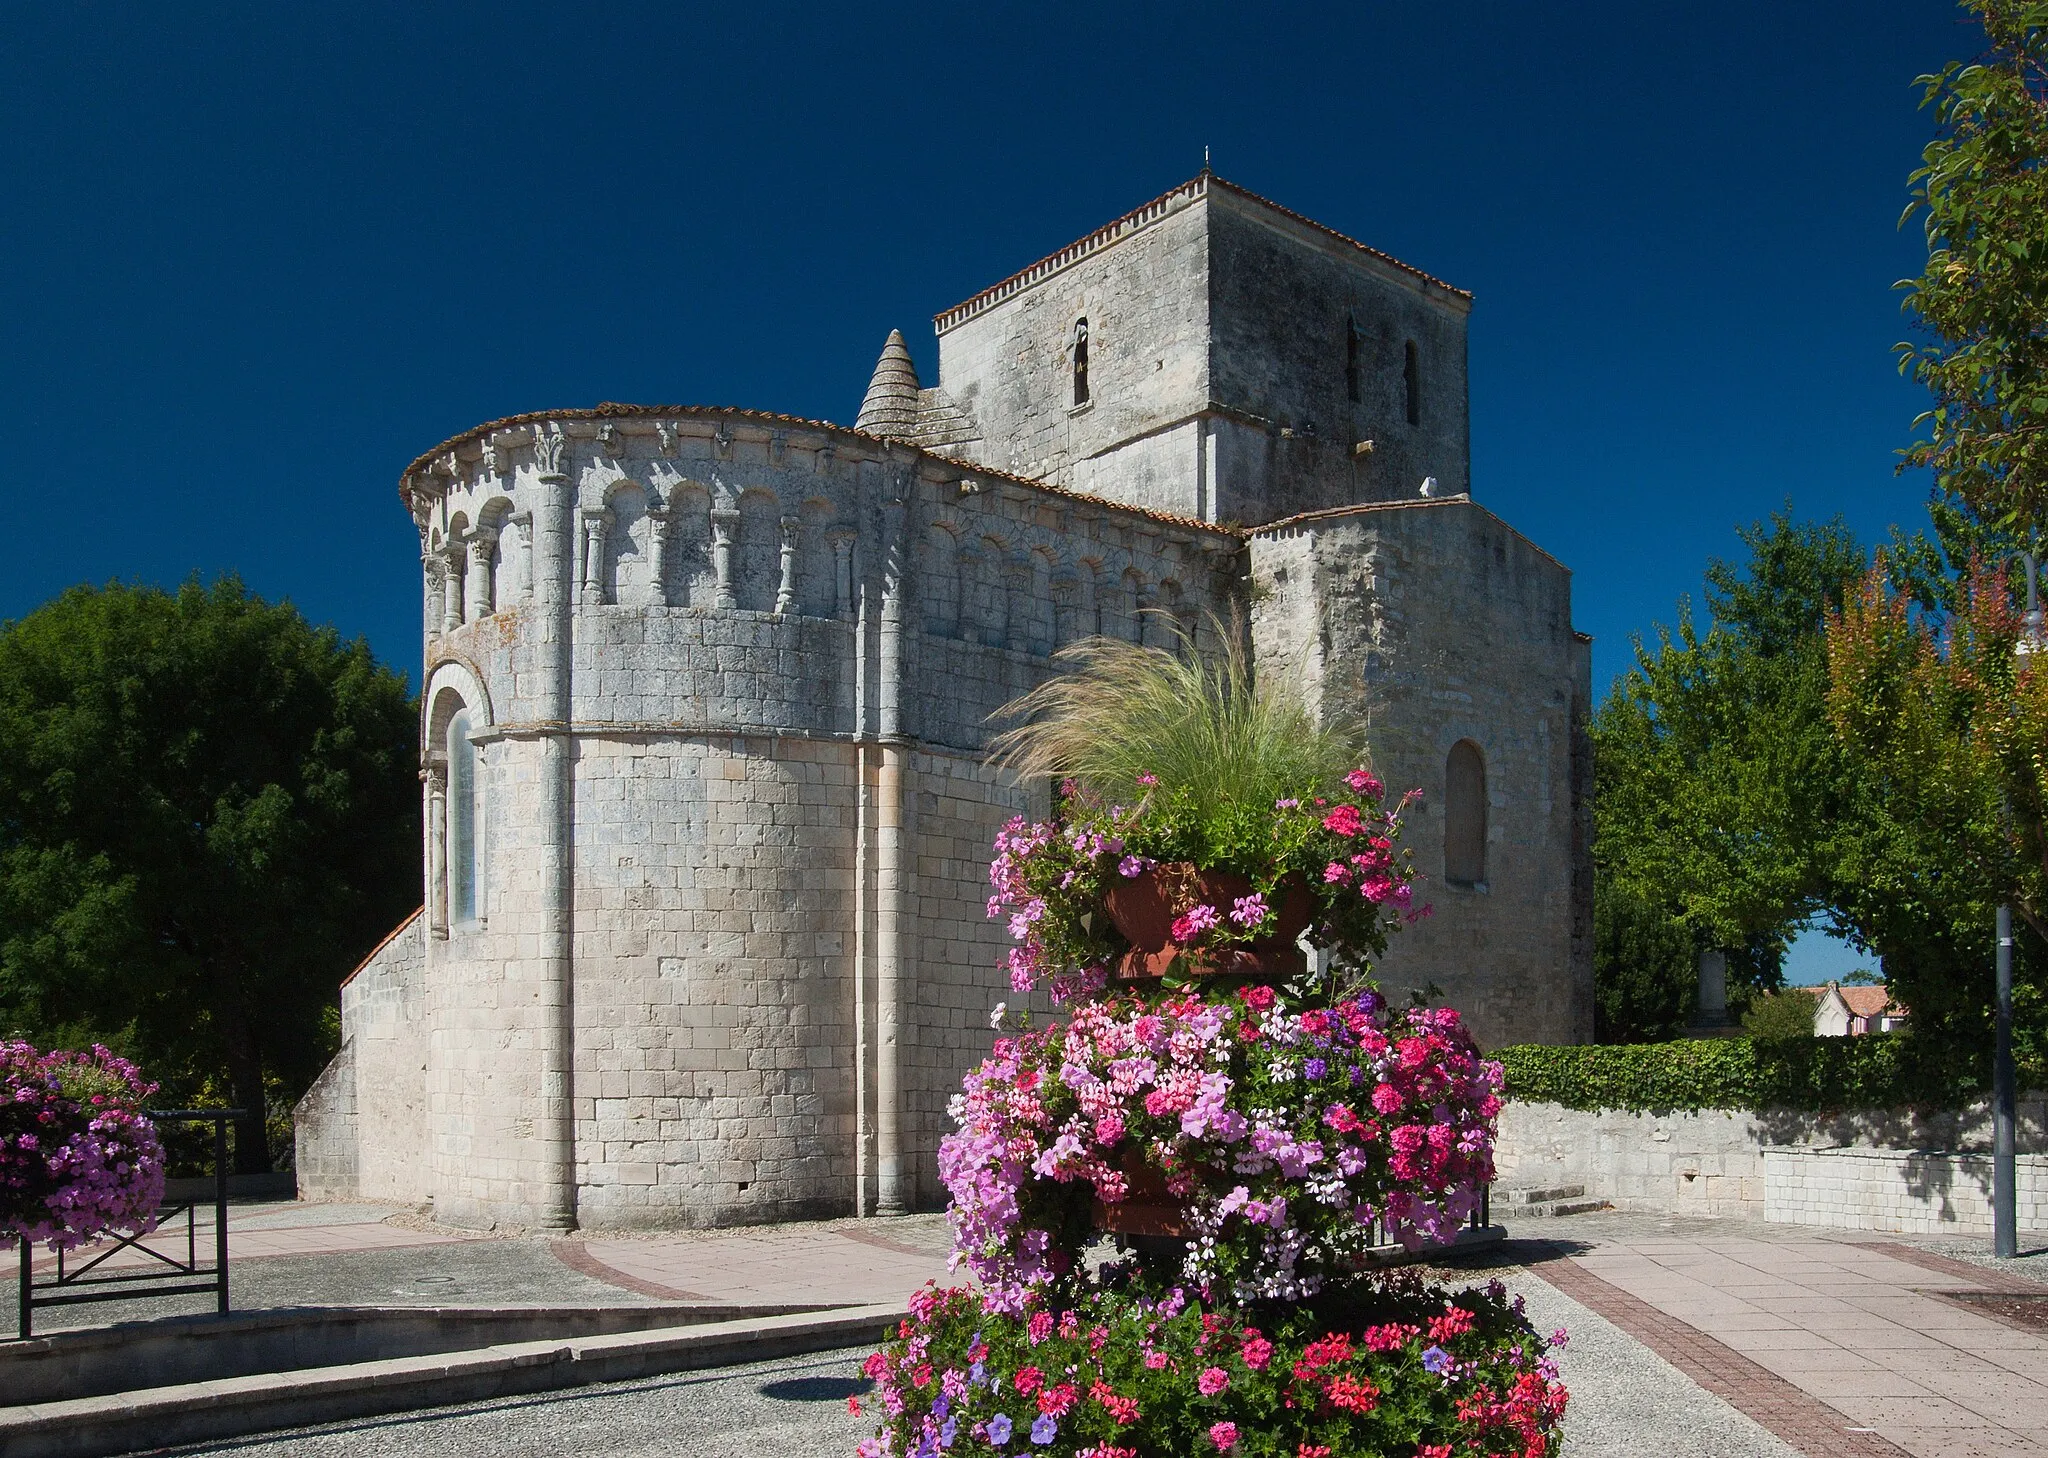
left=1997, top=550, right=2045, bottom=1260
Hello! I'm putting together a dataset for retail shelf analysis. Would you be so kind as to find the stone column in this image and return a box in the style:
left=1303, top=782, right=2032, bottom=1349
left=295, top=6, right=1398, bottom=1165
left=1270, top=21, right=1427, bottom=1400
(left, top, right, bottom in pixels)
left=529, top=424, right=579, bottom=1231
left=424, top=765, right=448, bottom=939
left=580, top=510, right=612, bottom=605
left=422, top=549, right=444, bottom=639
left=774, top=515, right=800, bottom=615
left=650, top=513, right=676, bottom=607
left=509, top=511, right=536, bottom=597
left=828, top=527, right=857, bottom=621
left=874, top=484, right=911, bottom=1217
left=1002, top=558, right=1033, bottom=653
left=440, top=547, right=465, bottom=634
left=710, top=507, right=740, bottom=609
left=465, top=531, right=497, bottom=621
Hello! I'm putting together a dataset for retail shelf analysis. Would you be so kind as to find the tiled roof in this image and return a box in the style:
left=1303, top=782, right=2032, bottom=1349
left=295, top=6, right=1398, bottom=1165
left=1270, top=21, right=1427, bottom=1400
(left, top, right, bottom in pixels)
left=397, top=402, right=1242, bottom=542
left=932, top=172, right=1470, bottom=333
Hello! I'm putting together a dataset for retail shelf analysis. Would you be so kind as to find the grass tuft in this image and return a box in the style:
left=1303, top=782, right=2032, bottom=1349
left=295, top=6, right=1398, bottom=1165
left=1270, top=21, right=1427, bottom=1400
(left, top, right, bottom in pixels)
left=986, top=613, right=1364, bottom=817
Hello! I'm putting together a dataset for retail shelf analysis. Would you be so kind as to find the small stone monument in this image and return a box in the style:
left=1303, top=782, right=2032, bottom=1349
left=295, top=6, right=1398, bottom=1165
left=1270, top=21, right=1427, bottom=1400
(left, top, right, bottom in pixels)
left=1688, top=948, right=1739, bottom=1035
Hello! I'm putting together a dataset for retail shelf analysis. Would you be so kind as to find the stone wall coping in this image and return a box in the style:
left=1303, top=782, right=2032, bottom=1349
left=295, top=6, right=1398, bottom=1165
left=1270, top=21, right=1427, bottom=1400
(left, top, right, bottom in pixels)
left=1252, top=495, right=1573, bottom=577
left=338, top=908, right=420, bottom=991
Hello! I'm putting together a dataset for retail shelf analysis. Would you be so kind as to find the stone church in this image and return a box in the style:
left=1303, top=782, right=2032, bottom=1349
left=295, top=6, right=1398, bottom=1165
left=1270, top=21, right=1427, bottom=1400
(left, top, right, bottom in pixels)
left=295, top=173, right=1594, bottom=1232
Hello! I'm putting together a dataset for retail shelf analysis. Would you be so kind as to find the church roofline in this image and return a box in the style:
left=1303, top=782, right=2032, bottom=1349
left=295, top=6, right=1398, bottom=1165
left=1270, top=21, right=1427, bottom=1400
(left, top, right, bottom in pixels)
left=397, top=401, right=1243, bottom=543
left=1251, top=494, right=1571, bottom=576
left=932, top=172, right=1471, bottom=334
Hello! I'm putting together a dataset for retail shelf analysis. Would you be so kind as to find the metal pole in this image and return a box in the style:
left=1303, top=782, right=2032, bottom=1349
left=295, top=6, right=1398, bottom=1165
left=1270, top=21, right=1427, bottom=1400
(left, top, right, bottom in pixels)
left=214, top=1113, right=231, bottom=1313
left=1997, top=903, right=2018, bottom=1259
left=18, top=1237, right=30, bottom=1340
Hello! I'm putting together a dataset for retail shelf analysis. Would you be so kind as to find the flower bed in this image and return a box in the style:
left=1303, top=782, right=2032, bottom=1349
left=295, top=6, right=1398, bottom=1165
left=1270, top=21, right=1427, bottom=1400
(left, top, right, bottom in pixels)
left=1, top=1041, right=165, bottom=1252
left=860, top=1277, right=1565, bottom=1458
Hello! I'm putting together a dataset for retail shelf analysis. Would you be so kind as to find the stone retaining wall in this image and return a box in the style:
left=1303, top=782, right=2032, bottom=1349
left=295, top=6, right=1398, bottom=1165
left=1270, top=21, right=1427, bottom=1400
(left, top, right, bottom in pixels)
left=1495, top=1097, right=2048, bottom=1226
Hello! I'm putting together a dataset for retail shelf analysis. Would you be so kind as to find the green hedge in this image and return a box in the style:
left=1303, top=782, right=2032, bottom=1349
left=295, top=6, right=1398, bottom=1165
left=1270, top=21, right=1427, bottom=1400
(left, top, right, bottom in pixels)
left=1493, top=1034, right=1988, bottom=1115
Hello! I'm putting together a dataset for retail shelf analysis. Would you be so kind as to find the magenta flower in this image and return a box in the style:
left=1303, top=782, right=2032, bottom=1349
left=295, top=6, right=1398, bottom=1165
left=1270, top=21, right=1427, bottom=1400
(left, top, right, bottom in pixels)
left=1229, top=894, right=1268, bottom=929
left=1197, top=1366, right=1230, bottom=1395
left=1170, top=904, right=1220, bottom=942
left=1209, top=1421, right=1239, bottom=1450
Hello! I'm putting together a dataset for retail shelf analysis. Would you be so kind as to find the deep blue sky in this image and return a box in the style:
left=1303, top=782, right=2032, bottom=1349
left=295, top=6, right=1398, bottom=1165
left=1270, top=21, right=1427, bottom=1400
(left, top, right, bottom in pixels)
left=0, top=3, right=1975, bottom=978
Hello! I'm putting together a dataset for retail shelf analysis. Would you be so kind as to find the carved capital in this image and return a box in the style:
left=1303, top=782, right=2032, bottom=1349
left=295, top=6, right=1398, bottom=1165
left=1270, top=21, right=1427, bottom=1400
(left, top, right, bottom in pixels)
left=531, top=422, right=567, bottom=478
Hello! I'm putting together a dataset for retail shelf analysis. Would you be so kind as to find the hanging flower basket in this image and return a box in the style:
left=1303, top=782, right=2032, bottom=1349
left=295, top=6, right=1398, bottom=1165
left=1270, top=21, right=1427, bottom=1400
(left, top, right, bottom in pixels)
left=1101, top=865, right=1317, bottom=981
left=1089, top=1144, right=1195, bottom=1239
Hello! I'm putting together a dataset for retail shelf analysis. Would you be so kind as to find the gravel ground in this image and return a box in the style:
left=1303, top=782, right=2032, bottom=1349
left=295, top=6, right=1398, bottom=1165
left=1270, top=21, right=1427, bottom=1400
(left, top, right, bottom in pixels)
left=139, top=1344, right=878, bottom=1458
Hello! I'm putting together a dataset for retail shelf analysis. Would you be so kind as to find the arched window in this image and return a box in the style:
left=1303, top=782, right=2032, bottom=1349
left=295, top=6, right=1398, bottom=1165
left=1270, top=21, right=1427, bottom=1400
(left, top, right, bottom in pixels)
left=1345, top=317, right=1362, bottom=404
left=1403, top=340, right=1421, bottom=426
left=1444, top=739, right=1486, bottom=887
left=1072, top=318, right=1090, bottom=406
left=448, top=709, right=481, bottom=923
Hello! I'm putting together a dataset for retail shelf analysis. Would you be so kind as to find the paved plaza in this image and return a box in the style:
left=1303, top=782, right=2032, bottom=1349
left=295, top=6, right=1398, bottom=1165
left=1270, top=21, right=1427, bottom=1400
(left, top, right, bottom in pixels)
left=23, top=1201, right=2048, bottom=1455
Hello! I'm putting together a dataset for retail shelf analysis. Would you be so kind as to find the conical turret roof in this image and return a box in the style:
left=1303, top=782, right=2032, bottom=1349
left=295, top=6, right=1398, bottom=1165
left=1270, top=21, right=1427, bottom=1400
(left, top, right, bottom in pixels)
left=855, top=329, right=922, bottom=440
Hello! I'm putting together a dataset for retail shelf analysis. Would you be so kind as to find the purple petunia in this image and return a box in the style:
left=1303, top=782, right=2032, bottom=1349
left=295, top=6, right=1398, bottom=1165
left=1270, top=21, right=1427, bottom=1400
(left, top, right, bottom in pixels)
left=1421, top=1344, right=1453, bottom=1375
left=1031, top=1412, right=1058, bottom=1444
left=986, top=1412, right=1013, bottom=1444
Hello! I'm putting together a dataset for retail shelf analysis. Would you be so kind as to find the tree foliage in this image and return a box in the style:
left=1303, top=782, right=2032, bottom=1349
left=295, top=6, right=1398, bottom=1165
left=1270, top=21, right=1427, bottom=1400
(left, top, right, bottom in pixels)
left=1826, top=559, right=2048, bottom=1072
left=1590, top=510, right=1865, bottom=1039
left=1897, top=1, right=2048, bottom=529
left=0, top=579, right=419, bottom=1169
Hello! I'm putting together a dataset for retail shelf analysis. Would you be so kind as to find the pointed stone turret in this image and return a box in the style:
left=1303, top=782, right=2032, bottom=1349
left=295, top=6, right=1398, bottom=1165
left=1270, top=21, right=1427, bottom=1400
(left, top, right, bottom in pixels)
left=855, top=329, right=922, bottom=440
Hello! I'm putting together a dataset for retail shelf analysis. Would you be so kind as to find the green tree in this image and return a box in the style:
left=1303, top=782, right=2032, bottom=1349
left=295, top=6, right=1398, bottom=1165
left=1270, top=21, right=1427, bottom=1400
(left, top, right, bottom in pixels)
left=1592, top=510, right=1867, bottom=1039
left=0, top=579, right=419, bottom=1169
left=1896, top=1, right=2048, bottom=531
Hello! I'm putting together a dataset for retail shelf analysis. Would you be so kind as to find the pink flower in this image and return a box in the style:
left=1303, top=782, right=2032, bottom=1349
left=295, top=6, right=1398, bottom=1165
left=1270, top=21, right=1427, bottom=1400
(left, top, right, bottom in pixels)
left=1170, top=904, right=1220, bottom=942
left=1209, top=1421, right=1239, bottom=1451
left=1322, top=860, right=1352, bottom=884
left=1322, top=804, right=1363, bottom=837
left=1345, top=767, right=1383, bottom=796
left=1228, top=894, right=1268, bottom=929
left=1240, top=1335, right=1273, bottom=1370
left=1137, top=773, right=1159, bottom=787
left=1371, top=1082, right=1404, bottom=1114
left=1197, top=1366, right=1230, bottom=1395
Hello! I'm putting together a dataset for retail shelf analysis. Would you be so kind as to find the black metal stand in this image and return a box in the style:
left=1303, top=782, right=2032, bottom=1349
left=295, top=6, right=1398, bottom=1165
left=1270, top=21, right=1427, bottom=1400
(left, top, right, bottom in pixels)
left=15, top=1108, right=245, bottom=1339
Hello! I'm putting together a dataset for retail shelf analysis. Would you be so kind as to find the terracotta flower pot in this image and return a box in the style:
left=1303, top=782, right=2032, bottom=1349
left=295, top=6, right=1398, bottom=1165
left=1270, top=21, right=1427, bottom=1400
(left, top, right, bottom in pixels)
left=1090, top=1144, right=1193, bottom=1239
left=1101, top=864, right=1315, bottom=982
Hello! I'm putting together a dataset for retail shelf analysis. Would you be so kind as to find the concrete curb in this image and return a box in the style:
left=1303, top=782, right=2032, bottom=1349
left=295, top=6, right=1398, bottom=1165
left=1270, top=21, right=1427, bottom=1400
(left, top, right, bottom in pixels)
left=0, top=1303, right=901, bottom=1458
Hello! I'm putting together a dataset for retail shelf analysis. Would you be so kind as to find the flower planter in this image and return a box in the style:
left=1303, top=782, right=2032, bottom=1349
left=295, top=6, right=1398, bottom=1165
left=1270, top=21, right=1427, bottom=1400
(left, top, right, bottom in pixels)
left=1101, top=865, right=1315, bottom=981
left=1089, top=1145, right=1193, bottom=1239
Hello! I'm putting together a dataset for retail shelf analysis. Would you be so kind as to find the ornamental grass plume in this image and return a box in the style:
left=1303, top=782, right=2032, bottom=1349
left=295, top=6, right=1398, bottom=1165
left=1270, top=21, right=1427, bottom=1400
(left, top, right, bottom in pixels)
left=987, top=611, right=1365, bottom=820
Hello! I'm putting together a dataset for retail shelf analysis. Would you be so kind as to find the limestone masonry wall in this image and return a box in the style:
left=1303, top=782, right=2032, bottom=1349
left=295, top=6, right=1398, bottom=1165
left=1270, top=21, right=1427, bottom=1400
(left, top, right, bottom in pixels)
left=1250, top=500, right=1594, bottom=1048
